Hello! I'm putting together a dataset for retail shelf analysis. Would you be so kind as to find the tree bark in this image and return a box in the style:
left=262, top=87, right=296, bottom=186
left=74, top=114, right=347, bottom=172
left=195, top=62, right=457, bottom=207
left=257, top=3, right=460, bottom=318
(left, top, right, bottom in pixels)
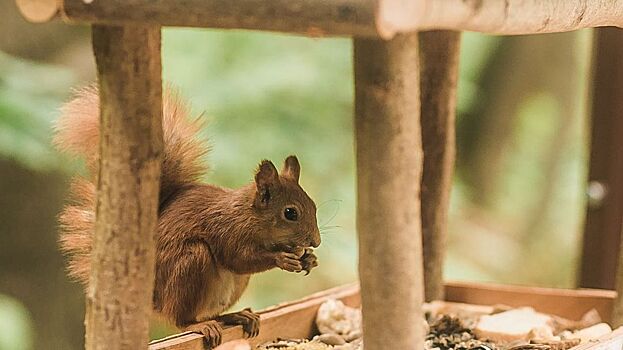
left=419, top=30, right=461, bottom=302
left=21, top=0, right=386, bottom=37
left=87, top=24, right=163, bottom=350
left=354, top=33, right=425, bottom=350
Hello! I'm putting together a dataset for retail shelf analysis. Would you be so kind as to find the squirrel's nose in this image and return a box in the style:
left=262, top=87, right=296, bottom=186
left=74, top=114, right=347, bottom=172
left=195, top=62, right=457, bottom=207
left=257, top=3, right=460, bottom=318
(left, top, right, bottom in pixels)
left=310, top=230, right=321, bottom=248
left=311, top=238, right=320, bottom=248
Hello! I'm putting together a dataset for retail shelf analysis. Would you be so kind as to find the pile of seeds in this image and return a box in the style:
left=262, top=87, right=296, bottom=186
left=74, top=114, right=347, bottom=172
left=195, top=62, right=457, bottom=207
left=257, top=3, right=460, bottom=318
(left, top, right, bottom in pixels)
left=256, top=339, right=331, bottom=350
left=426, top=315, right=497, bottom=350
left=258, top=300, right=610, bottom=350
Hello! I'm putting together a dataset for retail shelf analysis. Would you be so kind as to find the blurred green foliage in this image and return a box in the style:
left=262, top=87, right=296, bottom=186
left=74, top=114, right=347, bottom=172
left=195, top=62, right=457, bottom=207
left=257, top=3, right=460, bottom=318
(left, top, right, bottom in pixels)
left=0, top=52, right=73, bottom=170
left=0, top=26, right=592, bottom=346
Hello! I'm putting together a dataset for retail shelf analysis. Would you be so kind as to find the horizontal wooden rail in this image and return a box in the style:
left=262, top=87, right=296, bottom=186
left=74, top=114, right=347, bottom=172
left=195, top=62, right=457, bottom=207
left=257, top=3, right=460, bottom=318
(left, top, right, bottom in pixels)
left=16, top=0, right=623, bottom=37
left=15, top=0, right=413, bottom=38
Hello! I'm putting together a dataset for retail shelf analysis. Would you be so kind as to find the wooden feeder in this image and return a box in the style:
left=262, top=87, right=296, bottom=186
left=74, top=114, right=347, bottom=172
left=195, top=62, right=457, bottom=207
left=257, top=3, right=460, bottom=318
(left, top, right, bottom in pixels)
left=13, top=0, right=623, bottom=349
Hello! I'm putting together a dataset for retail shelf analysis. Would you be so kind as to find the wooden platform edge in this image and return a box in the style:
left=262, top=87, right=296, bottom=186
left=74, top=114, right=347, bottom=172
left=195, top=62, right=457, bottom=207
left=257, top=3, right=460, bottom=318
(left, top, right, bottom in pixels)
left=148, top=283, right=360, bottom=350
left=149, top=280, right=618, bottom=349
left=445, top=281, right=617, bottom=321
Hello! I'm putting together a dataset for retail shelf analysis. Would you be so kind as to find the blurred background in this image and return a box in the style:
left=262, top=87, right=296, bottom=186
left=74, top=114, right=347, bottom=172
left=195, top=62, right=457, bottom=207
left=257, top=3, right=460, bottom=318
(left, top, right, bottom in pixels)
left=0, top=0, right=593, bottom=348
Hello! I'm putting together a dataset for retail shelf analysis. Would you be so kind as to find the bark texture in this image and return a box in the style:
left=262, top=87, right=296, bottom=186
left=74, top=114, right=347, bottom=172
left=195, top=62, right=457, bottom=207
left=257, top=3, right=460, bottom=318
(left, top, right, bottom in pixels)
left=354, top=33, right=425, bottom=350
left=419, top=30, right=461, bottom=302
left=581, top=28, right=623, bottom=293
left=87, top=24, right=163, bottom=350
left=62, top=0, right=380, bottom=37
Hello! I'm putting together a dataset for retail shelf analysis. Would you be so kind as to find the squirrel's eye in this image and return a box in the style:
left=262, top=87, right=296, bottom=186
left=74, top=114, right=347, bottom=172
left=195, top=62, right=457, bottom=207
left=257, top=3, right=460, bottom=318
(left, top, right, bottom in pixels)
left=284, top=207, right=298, bottom=221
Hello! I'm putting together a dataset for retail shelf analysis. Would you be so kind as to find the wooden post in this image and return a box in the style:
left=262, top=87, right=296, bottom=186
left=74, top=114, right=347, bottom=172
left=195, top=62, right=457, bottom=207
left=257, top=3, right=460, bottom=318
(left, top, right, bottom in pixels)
left=583, top=28, right=623, bottom=325
left=419, top=30, right=461, bottom=302
left=354, top=33, right=425, bottom=350
left=87, top=24, right=163, bottom=350
left=580, top=28, right=623, bottom=291
left=613, top=224, right=623, bottom=327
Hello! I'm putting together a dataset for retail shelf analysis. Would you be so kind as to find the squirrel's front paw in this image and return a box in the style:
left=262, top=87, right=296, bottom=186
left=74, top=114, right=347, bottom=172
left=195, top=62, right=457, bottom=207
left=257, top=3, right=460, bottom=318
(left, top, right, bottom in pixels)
left=300, top=248, right=318, bottom=275
left=275, top=252, right=303, bottom=272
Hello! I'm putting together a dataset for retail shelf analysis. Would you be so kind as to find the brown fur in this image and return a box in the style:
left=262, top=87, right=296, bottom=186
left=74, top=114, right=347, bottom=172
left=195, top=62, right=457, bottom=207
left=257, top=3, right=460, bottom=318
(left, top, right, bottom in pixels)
left=55, top=86, right=321, bottom=328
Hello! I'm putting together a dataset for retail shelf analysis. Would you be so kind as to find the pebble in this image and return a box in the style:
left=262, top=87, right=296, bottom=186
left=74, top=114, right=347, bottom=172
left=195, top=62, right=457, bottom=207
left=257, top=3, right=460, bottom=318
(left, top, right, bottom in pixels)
left=332, top=344, right=355, bottom=350
left=314, top=333, right=346, bottom=346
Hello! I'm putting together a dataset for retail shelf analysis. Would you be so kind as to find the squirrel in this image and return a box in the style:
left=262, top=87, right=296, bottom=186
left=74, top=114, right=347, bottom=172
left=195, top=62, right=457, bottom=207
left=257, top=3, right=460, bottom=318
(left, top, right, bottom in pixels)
left=54, top=86, right=321, bottom=348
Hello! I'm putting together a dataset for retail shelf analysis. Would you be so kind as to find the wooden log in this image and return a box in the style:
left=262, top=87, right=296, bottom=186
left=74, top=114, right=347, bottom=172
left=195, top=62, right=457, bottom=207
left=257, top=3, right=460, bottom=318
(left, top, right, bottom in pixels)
left=354, top=33, right=425, bottom=350
left=15, top=0, right=396, bottom=38
left=401, top=0, right=623, bottom=34
left=15, top=0, right=623, bottom=36
left=87, top=24, right=163, bottom=350
left=580, top=28, right=623, bottom=292
left=419, top=30, right=461, bottom=302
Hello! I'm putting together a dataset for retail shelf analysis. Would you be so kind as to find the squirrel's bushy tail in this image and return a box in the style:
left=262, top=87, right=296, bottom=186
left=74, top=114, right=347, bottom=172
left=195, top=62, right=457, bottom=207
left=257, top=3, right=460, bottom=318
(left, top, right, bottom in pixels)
left=54, top=86, right=209, bottom=285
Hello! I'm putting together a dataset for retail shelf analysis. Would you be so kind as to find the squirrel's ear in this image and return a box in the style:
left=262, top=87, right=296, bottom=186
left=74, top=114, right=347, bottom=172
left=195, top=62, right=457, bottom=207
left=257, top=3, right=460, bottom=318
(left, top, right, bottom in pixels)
left=255, top=160, right=280, bottom=206
left=281, top=155, right=300, bottom=183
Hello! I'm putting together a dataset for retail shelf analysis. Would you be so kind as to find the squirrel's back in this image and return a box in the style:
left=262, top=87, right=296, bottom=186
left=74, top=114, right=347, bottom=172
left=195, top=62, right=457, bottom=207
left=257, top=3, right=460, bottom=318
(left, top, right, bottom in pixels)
left=55, top=86, right=209, bottom=285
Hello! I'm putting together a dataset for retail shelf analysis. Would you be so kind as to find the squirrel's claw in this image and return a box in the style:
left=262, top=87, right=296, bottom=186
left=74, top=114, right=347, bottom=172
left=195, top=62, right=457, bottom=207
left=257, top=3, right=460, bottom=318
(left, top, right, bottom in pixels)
left=275, top=252, right=303, bottom=272
left=300, top=249, right=318, bottom=275
left=185, top=320, right=223, bottom=349
left=216, top=308, right=260, bottom=339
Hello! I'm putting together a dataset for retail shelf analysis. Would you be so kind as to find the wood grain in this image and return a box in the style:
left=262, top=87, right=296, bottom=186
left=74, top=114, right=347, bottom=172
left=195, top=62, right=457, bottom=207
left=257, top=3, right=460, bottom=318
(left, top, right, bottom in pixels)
left=60, top=0, right=384, bottom=37
left=87, top=24, right=163, bottom=350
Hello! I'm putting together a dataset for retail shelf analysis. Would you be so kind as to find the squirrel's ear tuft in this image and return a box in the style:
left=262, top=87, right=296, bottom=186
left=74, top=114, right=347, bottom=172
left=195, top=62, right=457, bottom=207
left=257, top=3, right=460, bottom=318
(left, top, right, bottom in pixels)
left=255, top=160, right=280, bottom=206
left=281, top=155, right=300, bottom=183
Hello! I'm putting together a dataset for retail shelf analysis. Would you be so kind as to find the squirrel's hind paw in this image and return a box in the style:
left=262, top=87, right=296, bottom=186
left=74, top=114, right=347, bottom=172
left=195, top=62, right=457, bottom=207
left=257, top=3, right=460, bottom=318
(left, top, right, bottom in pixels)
left=185, top=320, right=223, bottom=349
left=216, top=308, right=260, bottom=338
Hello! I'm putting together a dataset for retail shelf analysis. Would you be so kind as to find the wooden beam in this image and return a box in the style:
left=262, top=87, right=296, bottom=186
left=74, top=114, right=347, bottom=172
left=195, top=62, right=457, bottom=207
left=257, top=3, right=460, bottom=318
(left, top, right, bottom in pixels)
left=580, top=28, right=623, bottom=291
left=87, top=24, right=163, bottom=350
left=15, top=0, right=623, bottom=36
left=354, top=33, right=425, bottom=350
left=149, top=284, right=361, bottom=350
left=402, top=0, right=623, bottom=34
left=16, top=0, right=394, bottom=38
left=419, top=30, right=461, bottom=302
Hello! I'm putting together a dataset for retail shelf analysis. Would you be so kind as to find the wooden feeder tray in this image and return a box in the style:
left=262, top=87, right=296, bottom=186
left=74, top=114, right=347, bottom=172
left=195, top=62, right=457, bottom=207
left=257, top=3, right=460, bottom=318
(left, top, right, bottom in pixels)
left=149, top=281, right=623, bottom=350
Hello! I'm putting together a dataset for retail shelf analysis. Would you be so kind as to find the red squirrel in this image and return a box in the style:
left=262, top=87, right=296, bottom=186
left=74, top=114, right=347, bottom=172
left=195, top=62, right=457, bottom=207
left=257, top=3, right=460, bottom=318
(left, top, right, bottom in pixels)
left=54, top=86, right=321, bottom=348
